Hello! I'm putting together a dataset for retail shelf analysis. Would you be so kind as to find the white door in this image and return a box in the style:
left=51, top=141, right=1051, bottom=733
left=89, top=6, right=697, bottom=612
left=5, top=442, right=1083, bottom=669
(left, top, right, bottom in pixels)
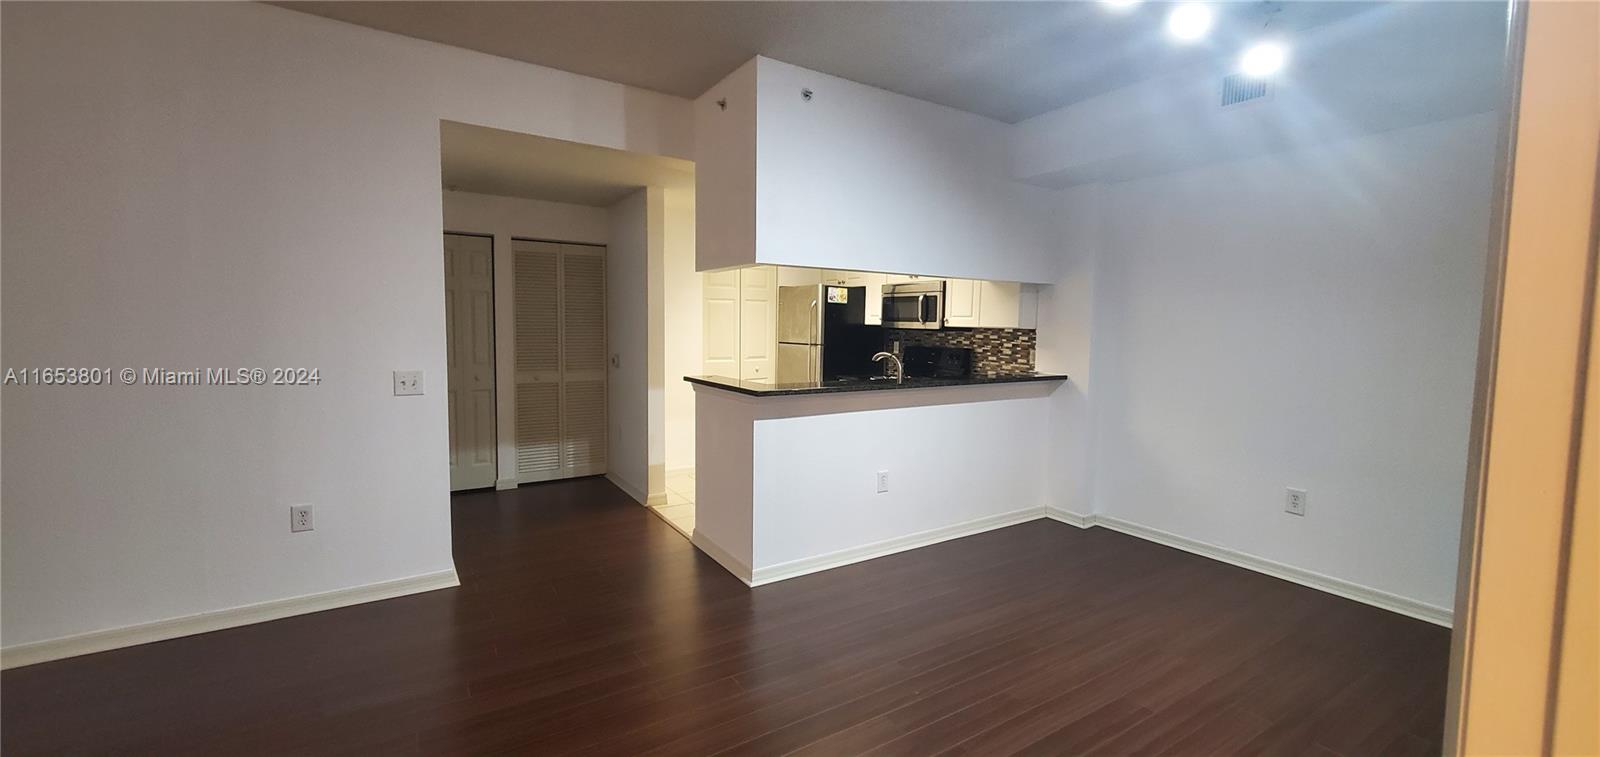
left=513, top=239, right=607, bottom=484
left=739, top=265, right=777, bottom=383
left=703, top=269, right=740, bottom=380
left=444, top=233, right=497, bottom=491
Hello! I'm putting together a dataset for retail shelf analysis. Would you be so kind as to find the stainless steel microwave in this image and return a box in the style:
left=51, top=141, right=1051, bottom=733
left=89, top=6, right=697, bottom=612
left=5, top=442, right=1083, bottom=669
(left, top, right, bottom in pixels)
left=881, top=280, right=945, bottom=330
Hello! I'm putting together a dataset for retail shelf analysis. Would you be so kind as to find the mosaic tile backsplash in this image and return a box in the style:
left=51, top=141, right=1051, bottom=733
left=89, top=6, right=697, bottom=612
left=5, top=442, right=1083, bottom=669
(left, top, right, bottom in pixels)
left=884, top=327, right=1037, bottom=375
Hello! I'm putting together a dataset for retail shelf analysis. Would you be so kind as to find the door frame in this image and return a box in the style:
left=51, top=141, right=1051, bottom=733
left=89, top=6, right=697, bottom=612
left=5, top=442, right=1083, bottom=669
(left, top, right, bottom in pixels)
left=1444, top=0, right=1600, bottom=752
left=443, top=230, right=499, bottom=491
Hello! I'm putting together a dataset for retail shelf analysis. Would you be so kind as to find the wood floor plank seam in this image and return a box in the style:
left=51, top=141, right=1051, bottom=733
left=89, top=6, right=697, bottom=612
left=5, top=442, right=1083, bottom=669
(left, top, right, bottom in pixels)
left=0, top=479, right=1452, bottom=756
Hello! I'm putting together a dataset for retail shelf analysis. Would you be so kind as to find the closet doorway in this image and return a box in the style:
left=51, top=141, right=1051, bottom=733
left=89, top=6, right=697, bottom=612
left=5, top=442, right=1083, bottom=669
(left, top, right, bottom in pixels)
left=513, top=239, right=608, bottom=484
left=444, top=232, right=498, bottom=491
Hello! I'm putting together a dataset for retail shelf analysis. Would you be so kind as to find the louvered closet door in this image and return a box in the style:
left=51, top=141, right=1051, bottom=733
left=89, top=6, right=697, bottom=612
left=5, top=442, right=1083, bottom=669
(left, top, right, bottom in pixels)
left=513, top=240, right=606, bottom=483
left=515, top=242, right=562, bottom=482
left=559, top=246, right=607, bottom=476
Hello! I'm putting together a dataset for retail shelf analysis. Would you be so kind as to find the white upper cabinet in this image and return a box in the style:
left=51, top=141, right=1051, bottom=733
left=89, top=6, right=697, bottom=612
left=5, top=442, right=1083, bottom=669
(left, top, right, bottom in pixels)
left=976, top=282, right=1039, bottom=329
left=825, top=270, right=886, bottom=324
left=943, top=279, right=981, bottom=327
left=940, top=280, right=1037, bottom=329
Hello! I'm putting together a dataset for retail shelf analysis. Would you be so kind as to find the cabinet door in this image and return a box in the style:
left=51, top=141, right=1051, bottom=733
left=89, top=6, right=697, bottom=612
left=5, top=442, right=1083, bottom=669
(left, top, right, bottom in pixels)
left=821, top=269, right=852, bottom=285
left=858, top=273, right=886, bottom=325
left=943, top=279, right=981, bottom=327
left=739, top=266, right=777, bottom=383
left=970, top=282, right=1038, bottom=328
left=976, top=282, right=1020, bottom=328
left=703, top=269, right=740, bottom=379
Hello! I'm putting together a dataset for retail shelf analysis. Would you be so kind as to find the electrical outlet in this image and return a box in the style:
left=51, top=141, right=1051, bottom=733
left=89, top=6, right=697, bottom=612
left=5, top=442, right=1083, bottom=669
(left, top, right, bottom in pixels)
left=876, top=470, right=889, bottom=494
left=1285, top=487, right=1307, bottom=516
left=290, top=504, right=314, bottom=532
left=393, top=370, right=423, bottom=396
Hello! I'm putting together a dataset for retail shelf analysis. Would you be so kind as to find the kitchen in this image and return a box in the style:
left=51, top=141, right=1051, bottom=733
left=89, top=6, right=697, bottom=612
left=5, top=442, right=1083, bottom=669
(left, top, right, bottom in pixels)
left=697, top=267, right=1059, bottom=389
left=673, top=50, right=1085, bottom=583
left=686, top=263, right=1069, bottom=584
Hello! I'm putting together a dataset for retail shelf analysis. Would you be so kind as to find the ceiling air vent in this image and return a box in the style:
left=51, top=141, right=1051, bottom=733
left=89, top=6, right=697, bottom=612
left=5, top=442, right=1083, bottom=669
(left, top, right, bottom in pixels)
left=1220, top=74, right=1270, bottom=107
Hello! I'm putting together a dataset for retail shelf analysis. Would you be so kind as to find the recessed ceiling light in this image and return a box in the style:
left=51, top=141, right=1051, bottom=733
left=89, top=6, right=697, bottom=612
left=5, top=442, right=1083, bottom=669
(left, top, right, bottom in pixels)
left=1101, top=0, right=1142, bottom=11
left=1239, top=41, right=1289, bottom=77
left=1165, top=3, right=1214, bottom=42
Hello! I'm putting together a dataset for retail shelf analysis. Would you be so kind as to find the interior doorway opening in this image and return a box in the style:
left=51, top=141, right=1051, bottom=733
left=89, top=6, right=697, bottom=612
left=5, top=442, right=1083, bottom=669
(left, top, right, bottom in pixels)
left=437, top=120, right=698, bottom=535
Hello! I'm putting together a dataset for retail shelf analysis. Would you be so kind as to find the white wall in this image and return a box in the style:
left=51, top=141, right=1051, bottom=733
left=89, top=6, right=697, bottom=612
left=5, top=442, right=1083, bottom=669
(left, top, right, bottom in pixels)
left=751, top=394, right=1053, bottom=570
left=0, top=2, right=690, bottom=652
left=663, top=188, right=701, bottom=473
left=442, top=190, right=608, bottom=489
left=1035, top=184, right=1103, bottom=517
left=693, top=56, right=1063, bottom=283
left=605, top=187, right=666, bottom=503
left=606, top=189, right=649, bottom=500
left=692, top=391, right=756, bottom=575
left=753, top=58, right=1062, bottom=283
left=693, top=383, right=1060, bottom=579
left=693, top=60, right=758, bottom=273
left=1078, top=112, right=1498, bottom=612
left=1010, top=2, right=1507, bottom=188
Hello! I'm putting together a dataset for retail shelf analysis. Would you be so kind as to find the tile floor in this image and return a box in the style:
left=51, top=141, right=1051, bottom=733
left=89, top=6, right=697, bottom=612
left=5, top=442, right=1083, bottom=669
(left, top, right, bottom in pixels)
left=649, top=468, right=695, bottom=536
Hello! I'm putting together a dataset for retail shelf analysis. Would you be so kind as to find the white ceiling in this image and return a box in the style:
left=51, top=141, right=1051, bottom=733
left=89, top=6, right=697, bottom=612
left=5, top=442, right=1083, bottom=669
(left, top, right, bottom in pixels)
left=277, top=1, right=1382, bottom=124
left=440, top=120, right=694, bottom=205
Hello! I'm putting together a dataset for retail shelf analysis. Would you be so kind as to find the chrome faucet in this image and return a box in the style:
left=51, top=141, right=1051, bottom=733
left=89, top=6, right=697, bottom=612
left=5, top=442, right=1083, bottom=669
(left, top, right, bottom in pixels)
left=872, top=352, right=903, bottom=384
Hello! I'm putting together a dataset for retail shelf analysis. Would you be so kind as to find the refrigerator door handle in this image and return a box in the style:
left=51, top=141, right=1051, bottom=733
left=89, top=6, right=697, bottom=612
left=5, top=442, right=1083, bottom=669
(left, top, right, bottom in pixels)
left=810, top=299, right=820, bottom=382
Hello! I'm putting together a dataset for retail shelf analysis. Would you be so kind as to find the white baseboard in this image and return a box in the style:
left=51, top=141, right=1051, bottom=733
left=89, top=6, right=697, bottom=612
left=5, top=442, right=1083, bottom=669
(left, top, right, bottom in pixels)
left=1044, top=507, right=1096, bottom=528
left=604, top=472, right=648, bottom=505
left=494, top=477, right=518, bottom=491
left=1, top=568, right=460, bottom=670
left=646, top=492, right=669, bottom=507
left=692, top=531, right=753, bottom=585
left=749, top=507, right=1046, bottom=587
left=647, top=506, right=694, bottom=539
left=1088, top=514, right=1453, bottom=627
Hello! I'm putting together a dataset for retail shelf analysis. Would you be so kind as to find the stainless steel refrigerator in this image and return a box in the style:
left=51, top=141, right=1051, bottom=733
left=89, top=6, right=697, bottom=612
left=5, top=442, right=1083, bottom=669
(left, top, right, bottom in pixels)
left=776, top=284, right=881, bottom=383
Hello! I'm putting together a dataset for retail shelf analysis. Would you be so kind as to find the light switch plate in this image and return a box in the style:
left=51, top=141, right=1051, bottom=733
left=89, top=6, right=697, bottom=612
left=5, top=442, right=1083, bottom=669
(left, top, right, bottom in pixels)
left=393, top=370, right=423, bottom=396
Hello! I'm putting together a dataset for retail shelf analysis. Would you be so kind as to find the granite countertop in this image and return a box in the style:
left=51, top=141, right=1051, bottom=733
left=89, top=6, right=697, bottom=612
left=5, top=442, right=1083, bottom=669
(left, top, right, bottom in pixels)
left=683, top=372, right=1069, bottom=397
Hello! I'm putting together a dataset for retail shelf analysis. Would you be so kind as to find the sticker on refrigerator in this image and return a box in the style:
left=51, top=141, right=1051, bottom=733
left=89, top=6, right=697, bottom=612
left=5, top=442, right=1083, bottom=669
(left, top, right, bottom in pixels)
left=826, top=286, right=848, bottom=304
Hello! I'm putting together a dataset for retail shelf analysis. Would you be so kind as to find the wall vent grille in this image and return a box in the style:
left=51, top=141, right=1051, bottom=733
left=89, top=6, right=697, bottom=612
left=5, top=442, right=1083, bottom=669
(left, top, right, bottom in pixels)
left=1221, top=74, right=1270, bottom=107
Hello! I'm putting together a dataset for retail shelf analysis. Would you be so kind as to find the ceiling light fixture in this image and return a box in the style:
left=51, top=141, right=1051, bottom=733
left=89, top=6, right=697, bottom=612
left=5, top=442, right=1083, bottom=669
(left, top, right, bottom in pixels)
left=1165, top=3, right=1214, bottom=42
left=1239, top=40, right=1288, bottom=77
left=1100, top=0, right=1142, bottom=11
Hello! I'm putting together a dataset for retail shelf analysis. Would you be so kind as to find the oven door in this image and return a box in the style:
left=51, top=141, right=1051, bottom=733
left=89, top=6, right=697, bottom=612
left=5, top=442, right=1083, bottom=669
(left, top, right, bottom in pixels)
left=882, top=290, right=944, bottom=330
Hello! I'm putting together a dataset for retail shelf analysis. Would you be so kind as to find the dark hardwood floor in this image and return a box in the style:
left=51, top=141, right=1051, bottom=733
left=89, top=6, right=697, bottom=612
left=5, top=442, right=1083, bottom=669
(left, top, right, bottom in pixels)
left=2, top=477, right=1451, bottom=755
